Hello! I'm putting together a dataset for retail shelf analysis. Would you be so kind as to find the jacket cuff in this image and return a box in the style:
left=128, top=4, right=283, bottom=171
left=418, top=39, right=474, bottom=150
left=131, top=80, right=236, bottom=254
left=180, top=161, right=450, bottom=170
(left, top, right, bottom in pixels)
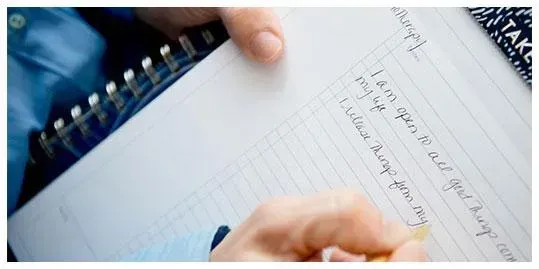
left=211, top=225, right=231, bottom=251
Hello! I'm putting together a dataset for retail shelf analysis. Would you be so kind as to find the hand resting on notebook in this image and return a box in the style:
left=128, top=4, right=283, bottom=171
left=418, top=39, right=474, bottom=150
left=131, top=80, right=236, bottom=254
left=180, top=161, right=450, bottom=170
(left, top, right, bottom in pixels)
left=210, top=190, right=426, bottom=262
left=135, top=7, right=285, bottom=63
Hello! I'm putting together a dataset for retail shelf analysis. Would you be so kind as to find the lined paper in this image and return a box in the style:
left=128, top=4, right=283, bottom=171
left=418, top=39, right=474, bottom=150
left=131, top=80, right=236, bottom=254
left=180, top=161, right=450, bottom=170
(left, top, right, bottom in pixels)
left=8, top=8, right=530, bottom=262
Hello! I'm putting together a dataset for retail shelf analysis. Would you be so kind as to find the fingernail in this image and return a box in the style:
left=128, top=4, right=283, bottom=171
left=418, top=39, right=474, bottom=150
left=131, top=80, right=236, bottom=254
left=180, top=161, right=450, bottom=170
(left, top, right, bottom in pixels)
left=250, top=31, right=282, bottom=62
left=382, top=221, right=412, bottom=247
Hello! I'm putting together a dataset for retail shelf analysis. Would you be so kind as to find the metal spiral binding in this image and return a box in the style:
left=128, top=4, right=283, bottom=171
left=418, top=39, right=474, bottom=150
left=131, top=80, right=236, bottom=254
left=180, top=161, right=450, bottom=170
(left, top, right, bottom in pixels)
left=71, top=105, right=91, bottom=136
left=37, top=30, right=216, bottom=159
left=53, top=118, right=71, bottom=146
left=142, top=57, right=161, bottom=85
left=160, top=44, right=179, bottom=72
left=88, top=92, right=108, bottom=124
left=124, top=69, right=143, bottom=98
left=106, top=81, right=124, bottom=110
left=179, top=35, right=197, bottom=60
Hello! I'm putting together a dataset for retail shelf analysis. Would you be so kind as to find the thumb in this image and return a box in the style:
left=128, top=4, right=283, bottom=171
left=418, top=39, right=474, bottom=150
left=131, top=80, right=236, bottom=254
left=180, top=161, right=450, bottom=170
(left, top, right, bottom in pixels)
left=218, top=7, right=284, bottom=63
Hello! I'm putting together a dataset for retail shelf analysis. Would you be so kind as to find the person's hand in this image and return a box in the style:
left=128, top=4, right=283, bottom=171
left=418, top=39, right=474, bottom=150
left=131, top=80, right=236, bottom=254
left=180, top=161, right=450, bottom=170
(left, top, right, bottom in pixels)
left=134, top=8, right=284, bottom=64
left=210, top=190, right=426, bottom=261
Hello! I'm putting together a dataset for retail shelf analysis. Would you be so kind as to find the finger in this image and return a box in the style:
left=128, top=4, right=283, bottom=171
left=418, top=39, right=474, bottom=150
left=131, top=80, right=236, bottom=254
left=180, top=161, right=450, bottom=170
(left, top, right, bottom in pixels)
left=282, top=190, right=412, bottom=259
left=303, top=247, right=365, bottom=262
left=388, top=240, right=427, bottom=262
left=218, top=7, right=284, bottom=63
left=304, top=250, right=324, bottom=262
left=329, top=248, right=366, bottom=262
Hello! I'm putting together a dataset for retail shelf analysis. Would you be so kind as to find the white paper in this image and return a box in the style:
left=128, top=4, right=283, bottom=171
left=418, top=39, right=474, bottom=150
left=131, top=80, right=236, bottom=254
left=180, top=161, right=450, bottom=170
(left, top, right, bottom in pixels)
left=8, top=8, right=531, bottom=262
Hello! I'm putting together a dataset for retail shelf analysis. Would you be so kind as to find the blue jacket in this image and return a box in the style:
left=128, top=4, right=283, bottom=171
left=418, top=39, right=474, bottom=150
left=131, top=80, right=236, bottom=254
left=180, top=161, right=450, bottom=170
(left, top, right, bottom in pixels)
left=7, top=7, right=226, bottom=261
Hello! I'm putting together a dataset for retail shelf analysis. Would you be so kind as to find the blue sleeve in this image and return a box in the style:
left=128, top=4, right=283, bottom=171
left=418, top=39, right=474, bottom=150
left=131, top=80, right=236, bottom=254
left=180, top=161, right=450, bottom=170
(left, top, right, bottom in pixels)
left=7, top=7, right=107, bottom=216
left=120, top=226, right=230, bottom=262
left=7, top=54, right=52, bottom=216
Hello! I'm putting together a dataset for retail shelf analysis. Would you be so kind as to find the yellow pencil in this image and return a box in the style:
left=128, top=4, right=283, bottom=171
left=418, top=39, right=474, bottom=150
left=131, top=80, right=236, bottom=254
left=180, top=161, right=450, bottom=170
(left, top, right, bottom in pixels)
left=367, top=225, right=430, bottom=262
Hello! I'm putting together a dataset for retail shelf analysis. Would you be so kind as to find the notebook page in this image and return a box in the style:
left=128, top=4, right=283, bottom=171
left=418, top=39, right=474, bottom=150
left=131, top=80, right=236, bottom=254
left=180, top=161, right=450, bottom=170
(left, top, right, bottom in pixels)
left=8, top=8, right=531, bottom=262
left=414, top=7, right=531, bottom=163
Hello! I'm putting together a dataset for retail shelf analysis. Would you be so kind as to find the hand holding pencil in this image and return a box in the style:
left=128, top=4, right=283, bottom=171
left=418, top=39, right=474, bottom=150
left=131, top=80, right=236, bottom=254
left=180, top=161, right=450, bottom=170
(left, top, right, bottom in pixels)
left=210, top=190, right=427, bottom=262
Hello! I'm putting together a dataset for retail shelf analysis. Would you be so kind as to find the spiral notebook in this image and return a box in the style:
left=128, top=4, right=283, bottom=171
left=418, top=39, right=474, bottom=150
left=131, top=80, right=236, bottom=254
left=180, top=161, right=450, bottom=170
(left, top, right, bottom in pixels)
left=8, top=8, right=531, bottom=262
left=17, top=20, right=230, bottom=207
